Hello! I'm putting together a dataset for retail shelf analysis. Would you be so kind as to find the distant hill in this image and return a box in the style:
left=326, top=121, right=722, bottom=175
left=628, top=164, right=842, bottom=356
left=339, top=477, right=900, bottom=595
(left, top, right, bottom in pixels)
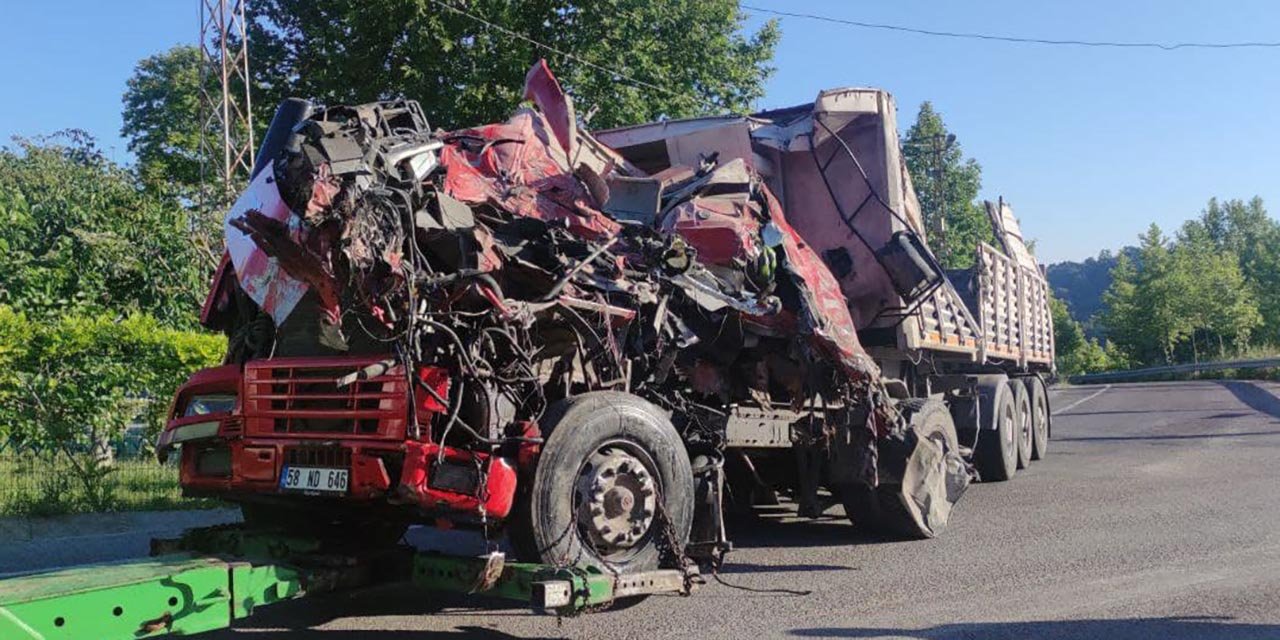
left=1045, top=247, right=1136, bottom=337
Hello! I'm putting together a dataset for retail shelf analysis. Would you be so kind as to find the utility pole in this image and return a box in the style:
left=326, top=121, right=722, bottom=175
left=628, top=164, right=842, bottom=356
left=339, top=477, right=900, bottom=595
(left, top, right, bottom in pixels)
left=198, top=0, right=255, bottom=203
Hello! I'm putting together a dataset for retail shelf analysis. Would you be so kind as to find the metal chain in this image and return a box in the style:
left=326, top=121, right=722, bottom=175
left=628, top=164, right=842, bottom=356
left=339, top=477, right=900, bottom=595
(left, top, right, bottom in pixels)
left=652, top=491, right=698, bottom=597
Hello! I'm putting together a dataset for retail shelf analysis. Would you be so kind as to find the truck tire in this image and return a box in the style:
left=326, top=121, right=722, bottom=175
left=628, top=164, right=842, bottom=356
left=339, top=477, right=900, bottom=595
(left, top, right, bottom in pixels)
left=510, top=392, right=694, bottom=576
left=839, top=398, right=970, bottom=539
left=1025, top=376, right=1050, bottom=460
left=973, top=377, right=1018, bottom=482
left=1012, top=379, right=1033, bottom=470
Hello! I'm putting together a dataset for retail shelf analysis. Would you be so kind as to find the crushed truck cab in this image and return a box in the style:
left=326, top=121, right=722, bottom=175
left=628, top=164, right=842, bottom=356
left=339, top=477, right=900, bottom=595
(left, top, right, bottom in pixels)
left=157, top=61, right=1052, bottom=590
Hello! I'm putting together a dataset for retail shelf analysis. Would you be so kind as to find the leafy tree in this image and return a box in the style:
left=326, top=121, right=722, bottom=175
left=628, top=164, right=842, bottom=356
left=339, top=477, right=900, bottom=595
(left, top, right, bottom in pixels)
left=1053, top=294, right=1121, bottom=375
left=243, top=0, right=779, bottom=131
left=1172, top=221, right=1261, bottom=359
left=121, top=46, right=208, bottom=199
left=1101, top=218, right=1265, bottom=367
left=121, top=3, right=778, bottom=199
left=1051, top=296, right=1084, bottom=357
left=1195, top=197, right=1280, bottom=338
left=902, top=101, right=993, bottom=269
left=1101, top=243, right=1153, bottom=364
left=0, top=133, right=225, bottom=511
left=1131, top=224, right=1193, bottom=363
left=0, top=132, right=211, bottom=327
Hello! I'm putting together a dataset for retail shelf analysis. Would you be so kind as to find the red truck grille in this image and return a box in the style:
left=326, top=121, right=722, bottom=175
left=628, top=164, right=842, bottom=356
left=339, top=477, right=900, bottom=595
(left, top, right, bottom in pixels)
left=243, top=357, right=408, bottom=438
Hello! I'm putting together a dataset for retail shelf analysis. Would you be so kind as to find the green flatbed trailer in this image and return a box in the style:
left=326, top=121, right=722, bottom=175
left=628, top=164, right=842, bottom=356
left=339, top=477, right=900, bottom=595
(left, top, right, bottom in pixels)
left=0, top=525, right=693, bottom=640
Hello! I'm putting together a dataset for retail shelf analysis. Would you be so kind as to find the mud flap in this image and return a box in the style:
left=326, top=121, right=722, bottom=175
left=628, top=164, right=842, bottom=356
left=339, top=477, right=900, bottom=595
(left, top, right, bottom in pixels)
left=891, top=427, right=971, bottom=538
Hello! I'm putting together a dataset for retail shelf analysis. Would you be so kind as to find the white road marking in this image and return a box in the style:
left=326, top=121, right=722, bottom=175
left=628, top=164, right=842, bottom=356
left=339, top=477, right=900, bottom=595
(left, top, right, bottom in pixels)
left=0, top=606, right=45, bottom=639
left=1052, top=385, right=1110, bottom=416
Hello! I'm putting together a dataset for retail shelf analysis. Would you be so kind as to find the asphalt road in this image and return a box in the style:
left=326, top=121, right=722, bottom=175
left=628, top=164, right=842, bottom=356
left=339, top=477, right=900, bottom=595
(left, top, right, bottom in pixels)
left=10, top=380, right=1280, bottom=639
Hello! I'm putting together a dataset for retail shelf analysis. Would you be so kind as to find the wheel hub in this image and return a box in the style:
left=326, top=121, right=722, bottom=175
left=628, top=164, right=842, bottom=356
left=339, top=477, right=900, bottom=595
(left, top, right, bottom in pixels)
left=576, top=446, right=657, bottom=553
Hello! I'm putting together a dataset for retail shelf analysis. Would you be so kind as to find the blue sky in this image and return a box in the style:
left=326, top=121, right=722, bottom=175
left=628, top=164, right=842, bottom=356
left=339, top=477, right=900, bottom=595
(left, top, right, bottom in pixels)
left=1, top=1, right=1277, bottom=263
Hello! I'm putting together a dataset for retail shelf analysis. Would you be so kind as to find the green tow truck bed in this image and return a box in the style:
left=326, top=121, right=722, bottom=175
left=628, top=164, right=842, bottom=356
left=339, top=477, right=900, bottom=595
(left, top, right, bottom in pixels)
left=0, top=526, right=693, bottom=639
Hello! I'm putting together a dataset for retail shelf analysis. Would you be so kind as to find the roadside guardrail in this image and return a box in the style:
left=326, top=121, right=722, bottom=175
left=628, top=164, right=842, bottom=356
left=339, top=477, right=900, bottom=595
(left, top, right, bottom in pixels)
left=1070, top=357, right=1280, bottom=384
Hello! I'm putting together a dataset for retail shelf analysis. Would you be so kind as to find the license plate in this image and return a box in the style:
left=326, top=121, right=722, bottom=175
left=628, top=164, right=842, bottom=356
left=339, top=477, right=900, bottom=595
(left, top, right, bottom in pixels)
left=279, top=466, right=349, bottom=494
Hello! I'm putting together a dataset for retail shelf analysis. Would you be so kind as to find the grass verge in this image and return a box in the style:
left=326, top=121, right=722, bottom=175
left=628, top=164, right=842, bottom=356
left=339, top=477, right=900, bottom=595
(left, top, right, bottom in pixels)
left=0, top=454, right=224, bottom=517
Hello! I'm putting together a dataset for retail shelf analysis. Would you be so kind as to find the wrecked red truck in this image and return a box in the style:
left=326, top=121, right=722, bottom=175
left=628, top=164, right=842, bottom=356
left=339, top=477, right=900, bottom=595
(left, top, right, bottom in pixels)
left=158, top=62, right=1054, bottom=579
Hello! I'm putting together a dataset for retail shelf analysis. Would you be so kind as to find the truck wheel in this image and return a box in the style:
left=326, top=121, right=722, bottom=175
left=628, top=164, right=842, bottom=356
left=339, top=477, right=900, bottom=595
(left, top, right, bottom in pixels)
left=1012, top=380, right=1033, bottom=470
left=511, top=392, right=694, bottom=575
left=973, top=378, right=1017, bottom=481
left=1025, top=376, right=1050, bottom=460
left=839, top=398, right=970, bottom=539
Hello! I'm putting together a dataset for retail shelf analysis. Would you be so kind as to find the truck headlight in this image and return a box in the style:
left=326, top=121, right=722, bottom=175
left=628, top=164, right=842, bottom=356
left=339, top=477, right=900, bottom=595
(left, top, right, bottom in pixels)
left=183, top=394, right=237, bottom=416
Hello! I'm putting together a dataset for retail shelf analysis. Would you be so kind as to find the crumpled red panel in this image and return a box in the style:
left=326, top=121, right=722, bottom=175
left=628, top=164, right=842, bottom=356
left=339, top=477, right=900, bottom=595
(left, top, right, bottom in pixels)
left=523, top=59, right=575, bottom=158
left=440, top=111, right=618, bottom=241
left=441, top=62, right=619, bottom=244
left=760, top=185, right=878, bottom=379
left=661, top=197, right=762, bottom=267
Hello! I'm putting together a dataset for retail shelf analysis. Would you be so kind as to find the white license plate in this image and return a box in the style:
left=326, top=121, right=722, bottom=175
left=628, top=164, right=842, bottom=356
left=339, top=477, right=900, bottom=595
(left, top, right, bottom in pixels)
left=279, top=466, right=349, bottom=494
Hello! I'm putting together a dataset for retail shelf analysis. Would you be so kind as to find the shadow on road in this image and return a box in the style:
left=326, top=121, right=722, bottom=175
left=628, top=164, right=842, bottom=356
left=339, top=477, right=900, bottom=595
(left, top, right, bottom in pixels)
left=726, top=512, right=901, bottom=550
left=718, top=561, right=857, bottom=574
left=204, top=585, right=557, bottom=639
left=1218, top=381, right=1280, bottom=420
left=790, top=616, right=1280, bottom=639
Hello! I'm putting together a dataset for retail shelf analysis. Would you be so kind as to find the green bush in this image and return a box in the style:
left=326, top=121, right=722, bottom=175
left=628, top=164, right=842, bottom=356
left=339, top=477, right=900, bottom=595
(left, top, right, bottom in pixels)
left=0, top=306, right=224, bottom=512
left=0, top=133, right=226, bottom=515
left=0, top=132, right=213, bottom=328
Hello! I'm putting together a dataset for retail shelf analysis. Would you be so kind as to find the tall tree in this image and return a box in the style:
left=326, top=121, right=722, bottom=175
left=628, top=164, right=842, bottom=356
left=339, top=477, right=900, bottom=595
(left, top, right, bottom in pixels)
left=1101, top=225, right=1191, bottom=365
left=1198, top=197, right=1280, bottom=337
left=1174, top=219, right=1262, bottom=358
left=244, top=0, right=779, bottom=131
left=1133, top=224, right=1192, bottom=364
left=901, top=102, right=993, bottom=269
left=1099, top=219, right=1264, bottom=366
left=1100, top=251, right=1143, bottom=362
left=121, top=46, right=208, bottom=199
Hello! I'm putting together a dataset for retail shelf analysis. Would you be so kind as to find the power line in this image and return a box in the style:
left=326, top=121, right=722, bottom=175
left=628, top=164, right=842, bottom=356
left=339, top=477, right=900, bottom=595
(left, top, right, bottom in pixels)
left=426, top=0, right=724, bottom=111
left=741, top=4, right=1280, bottom=51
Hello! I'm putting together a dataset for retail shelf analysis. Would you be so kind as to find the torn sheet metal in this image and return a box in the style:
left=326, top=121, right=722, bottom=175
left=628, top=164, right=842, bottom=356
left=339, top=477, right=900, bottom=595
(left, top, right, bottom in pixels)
left=760, top=185, right=877, bottom=378
left=439, top=112, right=620, bottom=241
left=224, top=171, right=310, bottom=325
left=523, top=59, right=577, bottom=160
